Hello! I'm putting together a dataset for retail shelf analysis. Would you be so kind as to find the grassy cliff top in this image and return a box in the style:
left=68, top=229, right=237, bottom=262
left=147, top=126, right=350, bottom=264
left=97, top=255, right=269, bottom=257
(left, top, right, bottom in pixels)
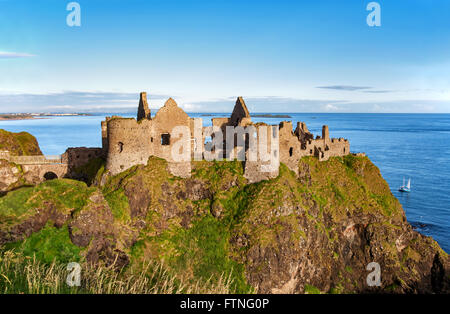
left=0, top=129, right=42, bottom=156
left=0, top=155, right=448, bottom=294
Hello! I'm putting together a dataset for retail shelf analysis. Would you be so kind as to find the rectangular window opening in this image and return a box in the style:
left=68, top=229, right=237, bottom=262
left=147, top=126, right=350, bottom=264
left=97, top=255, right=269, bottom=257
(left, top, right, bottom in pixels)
left=161, top=133, right=170, bottom=145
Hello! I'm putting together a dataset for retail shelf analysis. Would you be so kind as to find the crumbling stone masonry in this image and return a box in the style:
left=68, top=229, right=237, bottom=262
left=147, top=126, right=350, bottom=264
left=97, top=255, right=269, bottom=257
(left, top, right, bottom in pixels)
left=102, top=93, right=350, bottom=182
left=0, top=93, right=350, bottom=184
left=0, top=147, right=104, bottom=185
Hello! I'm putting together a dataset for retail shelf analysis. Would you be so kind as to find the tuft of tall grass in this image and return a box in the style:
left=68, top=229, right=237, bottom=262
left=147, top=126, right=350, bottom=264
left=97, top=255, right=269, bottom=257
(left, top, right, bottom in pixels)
left=0, top=250, right=234, bottom=294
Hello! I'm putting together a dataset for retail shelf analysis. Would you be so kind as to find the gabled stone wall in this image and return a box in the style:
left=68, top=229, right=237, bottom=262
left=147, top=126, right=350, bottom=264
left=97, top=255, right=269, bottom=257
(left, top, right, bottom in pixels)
left=102, top=93, right=351, bottom=182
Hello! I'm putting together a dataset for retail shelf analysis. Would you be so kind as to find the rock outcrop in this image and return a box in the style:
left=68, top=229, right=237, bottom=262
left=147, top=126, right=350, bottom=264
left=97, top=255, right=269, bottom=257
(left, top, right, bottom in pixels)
left=0, top=159, right=25, bottom=193
left=0, top=129, right=44, bottom=193
left=0, top=129, right=42, bottom=156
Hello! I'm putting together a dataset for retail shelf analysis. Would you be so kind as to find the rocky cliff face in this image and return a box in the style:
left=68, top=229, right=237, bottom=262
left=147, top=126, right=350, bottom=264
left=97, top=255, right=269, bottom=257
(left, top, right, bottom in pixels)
left=0, top=129, right=43, bottom=193
left=0, top=155, right=448, bottom=293
left=0, top=160, right=26, bottom=193
left=0, top=129, right=42, bottom=156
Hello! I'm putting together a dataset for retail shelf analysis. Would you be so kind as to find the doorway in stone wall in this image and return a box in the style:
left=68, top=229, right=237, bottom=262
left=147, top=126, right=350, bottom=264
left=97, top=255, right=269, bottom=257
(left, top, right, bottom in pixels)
left=43, top=172, right=58, bottom=180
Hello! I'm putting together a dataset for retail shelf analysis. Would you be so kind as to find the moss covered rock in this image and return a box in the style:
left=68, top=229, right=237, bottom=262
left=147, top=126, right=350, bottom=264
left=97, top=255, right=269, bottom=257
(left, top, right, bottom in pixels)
left=0, top=129, right=44, bottom=192
left=0, top=159, right=27, bottom=193
left=0, top=179, right=129, bottom=266
left=0, top=129, right=42, bottom=156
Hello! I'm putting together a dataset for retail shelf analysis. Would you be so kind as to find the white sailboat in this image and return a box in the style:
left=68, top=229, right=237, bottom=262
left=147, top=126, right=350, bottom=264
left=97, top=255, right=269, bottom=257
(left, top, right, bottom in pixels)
left=399, top=177, right=411, bottom=193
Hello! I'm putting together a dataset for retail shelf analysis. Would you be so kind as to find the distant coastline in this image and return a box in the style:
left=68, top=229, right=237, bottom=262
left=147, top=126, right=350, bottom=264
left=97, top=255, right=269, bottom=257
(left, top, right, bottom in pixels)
left=0, top=114, right=34, bottom=121
left=200, top=113, right=292, bottom=118
left=252, top=114, right=292, bottom=118
left=0, top=113, right=92, bottom=121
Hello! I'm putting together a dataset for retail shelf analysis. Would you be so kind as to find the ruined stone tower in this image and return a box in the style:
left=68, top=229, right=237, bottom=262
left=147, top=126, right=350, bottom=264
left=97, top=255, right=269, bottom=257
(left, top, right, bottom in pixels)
left=322, top=125, right=330, bottom=143
left=230, top=97, right=251, bottom=126
left=137, top=92, right=151, bottom=121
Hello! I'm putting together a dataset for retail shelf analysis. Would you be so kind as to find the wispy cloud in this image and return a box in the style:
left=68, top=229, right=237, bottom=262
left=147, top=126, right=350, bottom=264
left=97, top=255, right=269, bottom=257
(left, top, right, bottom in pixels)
left=0, top=92, right=449, bottom=113
left=0, top=91, right=171, bottom=113
left=310, top=100, right=450, bottom=113
left=323, top=103, right=339, bottom=111
left=0, top=51, right=36, bottom=58
left=316, top=85, right=372, bottom=91
left=189, top=97, right=347, bottom=113
left=317, top=86, right=398, bottom=94
left=363, top=90, right=394, bottom=94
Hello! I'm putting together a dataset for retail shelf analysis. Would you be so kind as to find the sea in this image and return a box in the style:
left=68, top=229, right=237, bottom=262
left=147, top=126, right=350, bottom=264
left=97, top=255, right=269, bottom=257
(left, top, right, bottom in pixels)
left=1, top=113, right=449, bottom=253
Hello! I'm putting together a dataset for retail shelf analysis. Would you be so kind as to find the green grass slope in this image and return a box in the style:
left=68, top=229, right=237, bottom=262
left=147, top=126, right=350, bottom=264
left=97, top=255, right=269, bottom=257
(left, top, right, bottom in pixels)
left=0, top=155, right=448, bottom=294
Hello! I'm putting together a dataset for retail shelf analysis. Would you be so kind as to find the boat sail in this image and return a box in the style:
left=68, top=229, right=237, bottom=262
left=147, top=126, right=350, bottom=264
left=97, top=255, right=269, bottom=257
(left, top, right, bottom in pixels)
left=399, top=177, right=411, bottom=193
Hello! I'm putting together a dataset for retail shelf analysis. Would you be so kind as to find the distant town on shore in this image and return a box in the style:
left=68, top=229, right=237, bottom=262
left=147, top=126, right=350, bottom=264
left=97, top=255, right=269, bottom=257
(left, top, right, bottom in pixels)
left=0, top=113, right=92, bottom=120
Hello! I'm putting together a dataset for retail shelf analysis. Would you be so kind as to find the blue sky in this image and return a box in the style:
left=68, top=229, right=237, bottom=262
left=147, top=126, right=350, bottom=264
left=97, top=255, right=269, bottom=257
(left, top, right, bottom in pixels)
left=0, top=0, right=449, bottom=113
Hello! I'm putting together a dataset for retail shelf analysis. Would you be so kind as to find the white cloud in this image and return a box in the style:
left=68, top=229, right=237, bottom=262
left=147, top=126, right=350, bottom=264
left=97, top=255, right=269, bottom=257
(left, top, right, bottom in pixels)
left=0, top=91, right=174, bottom=113
left=323, top=104, right=339, bottom=111
left=180, top=103, right=204, bottom=112
left=316, top=85, right=372, bottom=91
left=0, top=91, right=449, bottom=113
left=0, top=51, right=36, bottom=58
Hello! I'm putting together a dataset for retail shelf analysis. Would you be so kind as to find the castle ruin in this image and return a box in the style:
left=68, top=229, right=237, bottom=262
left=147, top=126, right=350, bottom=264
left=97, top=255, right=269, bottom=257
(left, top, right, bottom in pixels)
left=102, top=93, right=350, bottom=183
left=0, top=93, right=350, bottom=185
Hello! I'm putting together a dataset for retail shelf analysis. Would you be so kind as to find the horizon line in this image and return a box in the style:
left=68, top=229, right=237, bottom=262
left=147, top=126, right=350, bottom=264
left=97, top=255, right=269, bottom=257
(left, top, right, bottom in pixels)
left=2, top=111, right=450, bottom=115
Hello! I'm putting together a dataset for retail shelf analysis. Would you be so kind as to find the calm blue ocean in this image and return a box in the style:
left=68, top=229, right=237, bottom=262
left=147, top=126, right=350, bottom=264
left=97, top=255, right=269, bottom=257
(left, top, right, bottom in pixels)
left=1, top=113, right=449, bottom=253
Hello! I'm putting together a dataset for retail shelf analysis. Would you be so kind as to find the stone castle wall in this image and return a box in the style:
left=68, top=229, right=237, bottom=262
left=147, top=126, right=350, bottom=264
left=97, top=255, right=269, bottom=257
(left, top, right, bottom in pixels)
left=0, top=93, right=351, bottom=184
left=63, top=147, right=104, bottom=170
left=105, top=98, right=194, bottom=178
left=243, top=124, right=280, bottom=183
left=0, top=147, right=105, bottom=184
left=105, top=118, right=153, bottom=175
left=102, top=93, right=351, bottom=182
